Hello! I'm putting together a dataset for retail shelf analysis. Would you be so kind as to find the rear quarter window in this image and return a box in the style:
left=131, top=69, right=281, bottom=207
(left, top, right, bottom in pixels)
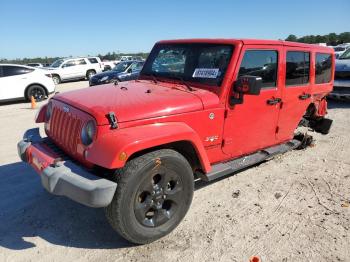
left=2, top=66, right=34, bottom=77
left=315, top=53, right=332, bottom=84
left=88, top=58, right=98, bottom=64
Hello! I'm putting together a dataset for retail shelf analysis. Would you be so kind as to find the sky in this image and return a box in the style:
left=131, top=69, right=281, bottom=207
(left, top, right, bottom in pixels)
left=0, top=0, right=349, bottom=59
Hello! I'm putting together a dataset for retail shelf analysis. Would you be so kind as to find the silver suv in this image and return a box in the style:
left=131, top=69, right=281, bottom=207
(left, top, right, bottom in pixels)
left=47, top=57, right=103, bottom=84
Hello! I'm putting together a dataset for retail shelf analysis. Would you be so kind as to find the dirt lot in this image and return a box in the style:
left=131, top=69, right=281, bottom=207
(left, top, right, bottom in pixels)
left=0, top=81, right=349, bottom=262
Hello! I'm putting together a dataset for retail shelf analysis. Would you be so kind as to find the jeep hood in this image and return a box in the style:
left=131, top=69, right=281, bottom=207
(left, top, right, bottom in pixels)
left=53, top=81, right=220, bottom=125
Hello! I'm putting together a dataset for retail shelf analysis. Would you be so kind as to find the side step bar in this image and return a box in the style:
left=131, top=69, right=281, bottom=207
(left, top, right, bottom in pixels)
left=203, top=139, right=301, bottom=182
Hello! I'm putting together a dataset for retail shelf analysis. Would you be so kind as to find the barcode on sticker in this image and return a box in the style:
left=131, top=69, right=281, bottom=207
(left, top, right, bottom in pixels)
left=192, top=68, right=219, bottom=78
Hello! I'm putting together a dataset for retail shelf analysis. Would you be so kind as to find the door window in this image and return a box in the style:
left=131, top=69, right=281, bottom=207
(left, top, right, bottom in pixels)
left=62, top=60, right=76, bottom=68
left=315, top=53, right=332, bottom=84
left=129, top=63, right=138, bottom=71
left=285, top=51, right=310, bottom=86
left=88, top=58, right=98, bottom=64
left=238, top=50, right=278, bottom=89
left=135, top=62, right=144, bottom=70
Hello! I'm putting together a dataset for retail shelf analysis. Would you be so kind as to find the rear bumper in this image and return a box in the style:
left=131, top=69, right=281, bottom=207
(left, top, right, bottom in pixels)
left=17, top=128, right=117, bottom=208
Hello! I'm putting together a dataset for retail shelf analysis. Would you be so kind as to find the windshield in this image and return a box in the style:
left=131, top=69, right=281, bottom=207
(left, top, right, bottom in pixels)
left=113, top=61, right=132, bottom=72
left=339, top=49, right=350, bottom=60
left=50, top=59, right=64, bottom=68
left=141, top=43, right=234, bottom=87
left=333, top=47, right=345, bottom=52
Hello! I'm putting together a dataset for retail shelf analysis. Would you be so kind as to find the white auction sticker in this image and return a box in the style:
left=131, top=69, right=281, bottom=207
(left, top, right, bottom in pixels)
left=192, top=68, right=219, bottom=78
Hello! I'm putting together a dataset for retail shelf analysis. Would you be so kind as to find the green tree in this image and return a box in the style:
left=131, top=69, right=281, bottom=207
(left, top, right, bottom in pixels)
left=327, top=33, right=337, bottom=45
left=285, top=34, right=298, bottom=42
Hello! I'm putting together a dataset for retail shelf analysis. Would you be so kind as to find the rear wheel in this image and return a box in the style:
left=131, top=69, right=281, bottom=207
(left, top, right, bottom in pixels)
left=26, top=85, right=46, bottom=101
left=105, top=149, right=194, bottom=244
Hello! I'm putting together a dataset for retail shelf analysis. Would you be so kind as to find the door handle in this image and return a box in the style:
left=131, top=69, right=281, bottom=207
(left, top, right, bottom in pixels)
left=267, top=98, right=282, bottom=105
left=299, top=93, right=311, bottom=100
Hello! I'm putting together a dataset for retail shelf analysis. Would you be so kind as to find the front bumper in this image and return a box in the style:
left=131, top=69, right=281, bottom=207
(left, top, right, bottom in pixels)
left=17, top=128, right=117, bottom=208
left=328, top=80, right=350, bottom=100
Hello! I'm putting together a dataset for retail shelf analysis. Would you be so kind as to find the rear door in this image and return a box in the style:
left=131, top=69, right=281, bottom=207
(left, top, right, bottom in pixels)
left=222, top=45, right=283, bottom=157
left=0, top=66, right=34, bottom=100
left=74, top=59, right=88, bottom=77
left=276, top=47, right=312, bottom=141
left=88, top=57, right=102, bottom=73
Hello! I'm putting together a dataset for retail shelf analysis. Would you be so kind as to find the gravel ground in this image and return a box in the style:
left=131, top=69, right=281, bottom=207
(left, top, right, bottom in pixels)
left=0, top=81, right=349, bottom=262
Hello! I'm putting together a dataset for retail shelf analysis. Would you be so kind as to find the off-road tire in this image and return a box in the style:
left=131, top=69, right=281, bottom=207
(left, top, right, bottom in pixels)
left=105, top=149, right=194, bottom=244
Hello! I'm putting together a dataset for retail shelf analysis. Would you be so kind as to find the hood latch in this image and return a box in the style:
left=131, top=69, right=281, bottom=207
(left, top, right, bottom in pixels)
left=107, top=112, right=118, bottom=129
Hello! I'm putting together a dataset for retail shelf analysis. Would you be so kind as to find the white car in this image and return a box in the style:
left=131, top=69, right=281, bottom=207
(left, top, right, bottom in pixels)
left=0, top=64, right=55, bottom=102
left=333, top=45, right=350, bottom=59
left=120, top=56, right=134, bottom=61
left=102, top=60, right=120, bottom=71
left=47, top=57, right=103, bottom=84
left=26, top=63, right=44, bottom=68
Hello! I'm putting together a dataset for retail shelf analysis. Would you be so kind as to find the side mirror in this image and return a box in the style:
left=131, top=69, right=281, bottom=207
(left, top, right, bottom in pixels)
left=230, top=75, right=262, bottom=105
left=127, top=68, right=132, bottom=73
left=234, top=75, right=262, bottom=95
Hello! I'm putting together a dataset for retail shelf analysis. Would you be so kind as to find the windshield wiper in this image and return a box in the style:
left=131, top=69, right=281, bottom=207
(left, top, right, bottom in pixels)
left=171, top=76, right=194, bottom=91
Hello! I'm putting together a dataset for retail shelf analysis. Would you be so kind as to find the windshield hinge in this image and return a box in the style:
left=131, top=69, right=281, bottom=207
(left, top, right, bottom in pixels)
left=107, top=112, right=118, bottom=129
left=224, top=109, right=229, bottom=118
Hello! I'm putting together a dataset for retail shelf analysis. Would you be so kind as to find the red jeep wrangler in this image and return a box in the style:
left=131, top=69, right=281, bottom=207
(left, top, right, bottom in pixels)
left=18, top=39, right=334, bottom=244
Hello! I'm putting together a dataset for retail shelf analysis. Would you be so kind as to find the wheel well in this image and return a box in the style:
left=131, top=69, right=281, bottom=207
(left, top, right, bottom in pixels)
left=52, top=74, right=60, bottom=79
left=24, top=83, right=49, bottom=98
left=86, top=69, right=96, bottom=74
left=127, top=141, right=202, bottom=172
left=304, top=103, right=316, bottom=118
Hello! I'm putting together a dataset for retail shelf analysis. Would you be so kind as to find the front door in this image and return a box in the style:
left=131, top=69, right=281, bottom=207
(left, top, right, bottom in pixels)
left=222, top=46, right=283, bottom=158
left=276, top=47, right=312, bottom=142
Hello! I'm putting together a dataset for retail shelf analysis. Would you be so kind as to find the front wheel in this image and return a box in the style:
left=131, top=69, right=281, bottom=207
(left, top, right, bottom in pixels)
left=105, top=149, right=194, bottom=244
left=52, top=75, right=61, bottom=85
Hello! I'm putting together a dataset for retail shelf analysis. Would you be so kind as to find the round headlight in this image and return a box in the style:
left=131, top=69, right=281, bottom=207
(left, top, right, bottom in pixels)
left=46, top=101, right=53, bottom=121
left=81, top=120, right=96, bottom=146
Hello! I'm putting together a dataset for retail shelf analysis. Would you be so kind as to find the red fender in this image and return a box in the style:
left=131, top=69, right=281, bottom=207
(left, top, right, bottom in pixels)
left=35, top=104, right=48, bottom=123
left=86, top=122, right=211, bottom=173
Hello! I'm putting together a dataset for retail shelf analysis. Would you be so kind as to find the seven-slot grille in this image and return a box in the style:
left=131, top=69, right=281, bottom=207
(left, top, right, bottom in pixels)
left=48, top=105, right=84, bottom=154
